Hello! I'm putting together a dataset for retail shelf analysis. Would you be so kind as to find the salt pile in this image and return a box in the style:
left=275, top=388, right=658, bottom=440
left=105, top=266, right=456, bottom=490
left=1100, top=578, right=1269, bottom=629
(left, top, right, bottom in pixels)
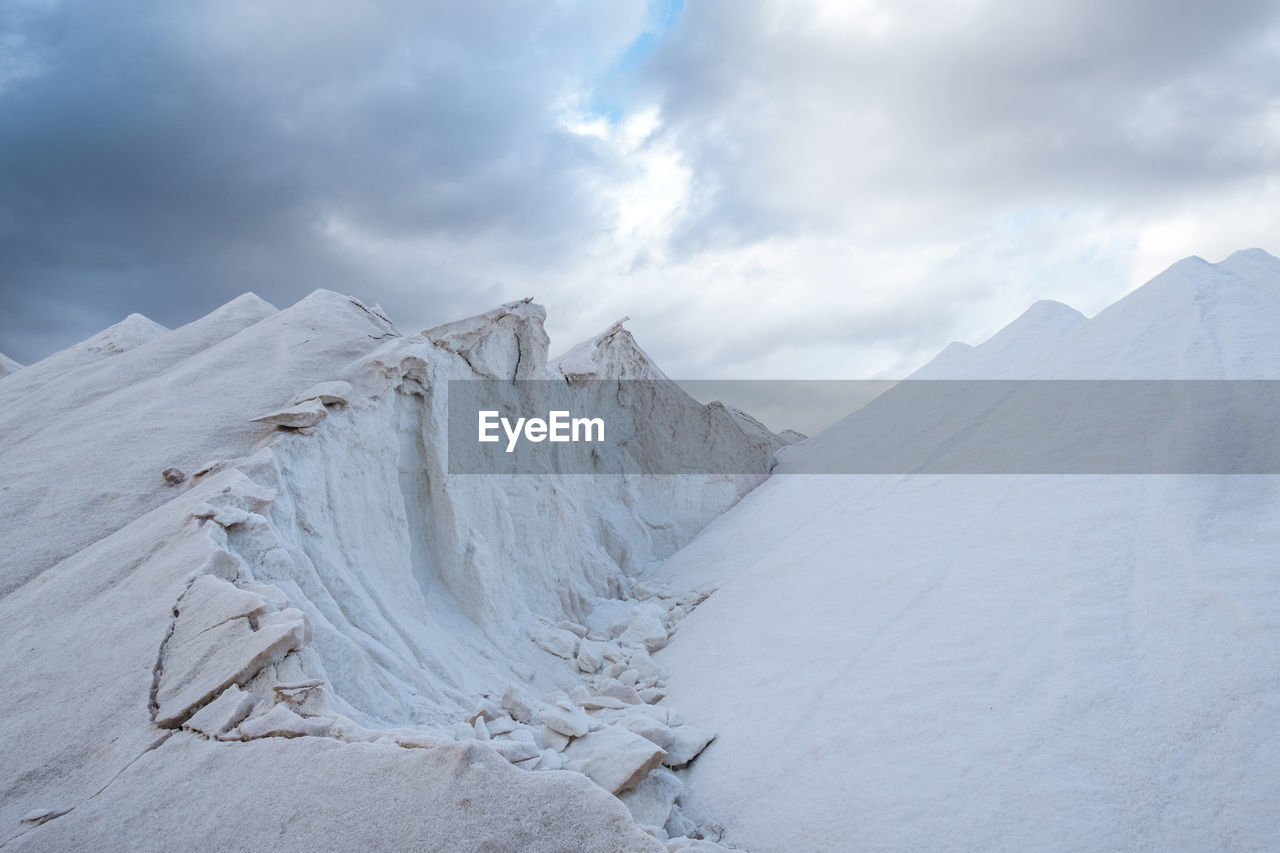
left=653, top=249, right=1280, bottom=850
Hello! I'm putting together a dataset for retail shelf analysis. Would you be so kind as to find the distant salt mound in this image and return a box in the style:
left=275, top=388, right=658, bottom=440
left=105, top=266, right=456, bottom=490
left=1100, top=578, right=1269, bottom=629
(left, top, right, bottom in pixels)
left=912, top=248, right=1280, bottom=380
left=549, top=318, right=794, bottom=477
left=1040, top=249, right=1280, bottom=378
left=0, top=312, right=169, bottom=401
left=0, top=351, right=21, bottom=378
left=654, top=250, right=1280, bottom=851
left=554, top=316, right=670, bottom=382
left=911, top=299, right=1087, bottom=379
left=0, top=293, right=279, bottom=458
left=0, top=290, right=777, bottom=850
left=87, top=312, right=170, bottom=354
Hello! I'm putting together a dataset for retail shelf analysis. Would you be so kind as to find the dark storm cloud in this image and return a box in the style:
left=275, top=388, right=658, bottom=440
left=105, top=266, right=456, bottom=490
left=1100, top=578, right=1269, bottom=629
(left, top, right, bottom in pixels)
left=0, top=0, right=642, bottom=362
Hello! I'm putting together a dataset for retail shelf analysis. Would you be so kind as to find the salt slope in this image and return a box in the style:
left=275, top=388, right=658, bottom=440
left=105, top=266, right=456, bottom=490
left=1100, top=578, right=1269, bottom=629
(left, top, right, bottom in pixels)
left=653, top=250, right=1280, bottom=851
left=0, top=291, right=375, bottom=594
left=0, top=291, right=776, bottom=850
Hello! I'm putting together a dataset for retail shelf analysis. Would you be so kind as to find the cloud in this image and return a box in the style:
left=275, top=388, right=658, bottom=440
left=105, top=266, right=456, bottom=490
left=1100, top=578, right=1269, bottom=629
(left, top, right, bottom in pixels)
left=0, top=0, right=647, bottom=358
left=2, top=0, right=1279, bottom=379
left=643, top=0, right=1280, bottom=239
left=598, top=0, right=1280, bottom=374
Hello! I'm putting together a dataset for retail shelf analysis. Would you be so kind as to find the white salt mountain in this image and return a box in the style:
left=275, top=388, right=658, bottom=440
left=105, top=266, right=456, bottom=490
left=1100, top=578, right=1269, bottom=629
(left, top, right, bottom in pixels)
left=0, top=293, right=781, bottom=850
left=653, top=249, right=1280, bottom=850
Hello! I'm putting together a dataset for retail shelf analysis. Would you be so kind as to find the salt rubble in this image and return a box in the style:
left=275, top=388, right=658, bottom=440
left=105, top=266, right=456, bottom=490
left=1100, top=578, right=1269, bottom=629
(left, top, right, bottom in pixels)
left=0, top=291, right=757, bottom=849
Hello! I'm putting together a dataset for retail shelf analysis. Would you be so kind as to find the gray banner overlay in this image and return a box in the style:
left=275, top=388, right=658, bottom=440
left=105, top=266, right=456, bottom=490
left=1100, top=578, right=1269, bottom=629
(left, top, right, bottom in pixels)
left=447, top=380, right=1280, bottom=474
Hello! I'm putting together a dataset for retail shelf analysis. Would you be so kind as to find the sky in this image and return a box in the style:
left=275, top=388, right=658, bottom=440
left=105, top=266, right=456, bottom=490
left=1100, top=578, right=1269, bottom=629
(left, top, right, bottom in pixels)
left=2, top=0, right=1279, bottom=376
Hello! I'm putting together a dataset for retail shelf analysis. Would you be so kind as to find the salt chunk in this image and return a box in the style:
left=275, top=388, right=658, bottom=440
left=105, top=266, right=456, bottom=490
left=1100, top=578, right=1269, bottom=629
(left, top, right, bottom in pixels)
left=250, top=398, right=328, bottom=428
left=489, top=737, right=539, bottom=764
left=290, top=380, right=352, bottom=407
left=627, top=650, right=667, bottom=683
left=532, top=627, right=579, bottom=660
left=541, top=725, right=571, bottom=752
left=618, top=713, right=675, bottom=750
left=663, top=725, right=716, bottom=768
left=541, top=703, right=592, bottom=738
left=155, top=615, right=305, bottom=728
left=619, top=608, right=669, bottom=653
left=467, top=698, right=502, bottom=724
left=184, top=685, right=255, bottom=736
left=486, top=715, right=518, bottom=736
left=236, top=705, right=332, bottom=739
left=561, top=725, right=667, bottom=794
left=595, top=678, right=643, bottom=705
left=556, top=620, right=588, bottom=637
left=577, top=640, right=605, bottom=674
left=619, top=766, right=683, bottom=829
left=21, top=808, right=69, bottom=826
left=501, top=686, right=536, bottom=724
left=394, top=730, right=452, bottom=749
